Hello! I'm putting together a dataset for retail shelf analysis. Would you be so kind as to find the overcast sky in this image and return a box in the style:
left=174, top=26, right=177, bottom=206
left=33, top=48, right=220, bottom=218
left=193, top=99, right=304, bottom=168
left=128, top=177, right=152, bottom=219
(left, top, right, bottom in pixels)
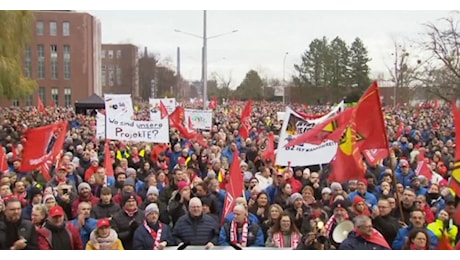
left=83, top=10, right=455, bottom=88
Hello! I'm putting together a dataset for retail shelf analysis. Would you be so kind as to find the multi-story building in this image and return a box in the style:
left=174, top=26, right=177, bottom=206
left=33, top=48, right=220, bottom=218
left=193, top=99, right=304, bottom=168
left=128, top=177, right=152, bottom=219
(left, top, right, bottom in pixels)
left=101, top=44, right=139, bottom=97
left=0, top=10, right=101, bottom=107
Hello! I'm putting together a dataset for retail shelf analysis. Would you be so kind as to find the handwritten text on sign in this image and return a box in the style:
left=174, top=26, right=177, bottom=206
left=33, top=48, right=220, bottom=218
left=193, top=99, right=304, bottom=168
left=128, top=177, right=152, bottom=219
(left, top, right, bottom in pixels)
left=106, top=117, right=169, bottom=143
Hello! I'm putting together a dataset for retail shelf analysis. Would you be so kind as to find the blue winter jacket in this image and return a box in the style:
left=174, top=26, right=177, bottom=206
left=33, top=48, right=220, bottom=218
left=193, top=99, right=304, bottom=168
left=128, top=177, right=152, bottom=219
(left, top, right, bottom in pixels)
left=132, top=222, right=176, bottom=249
left=217, top=219, right=265, bottom=247
left=391, top=225, right=439, bottom=250
left=339, top=231, right=390, bottom=250
left=70, top=217, right=98, bottom=248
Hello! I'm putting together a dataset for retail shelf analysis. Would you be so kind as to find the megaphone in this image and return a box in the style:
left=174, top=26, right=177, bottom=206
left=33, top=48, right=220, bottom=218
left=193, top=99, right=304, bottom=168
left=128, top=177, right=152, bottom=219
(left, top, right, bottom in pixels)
left=332, top=220, right=354, bottom=243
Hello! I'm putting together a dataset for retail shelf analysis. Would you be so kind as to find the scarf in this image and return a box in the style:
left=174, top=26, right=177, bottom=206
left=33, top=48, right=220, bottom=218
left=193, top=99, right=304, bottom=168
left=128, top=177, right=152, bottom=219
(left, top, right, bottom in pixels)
left=124, top=207, right=138, bottom=217
left=230, top=220, right=248, bottom=247
left=143, top=220, right=163, bottom=250
left=272, top=231, right=301, bottom=248
left=353, top=228, right=391, bottom=249
left=89, top=229, right=118, bottom=250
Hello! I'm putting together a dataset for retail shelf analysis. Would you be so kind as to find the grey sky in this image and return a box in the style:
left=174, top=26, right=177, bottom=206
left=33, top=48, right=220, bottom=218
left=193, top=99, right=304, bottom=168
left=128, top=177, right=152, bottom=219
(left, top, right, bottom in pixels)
left=85, top=10, right=455, bottom=88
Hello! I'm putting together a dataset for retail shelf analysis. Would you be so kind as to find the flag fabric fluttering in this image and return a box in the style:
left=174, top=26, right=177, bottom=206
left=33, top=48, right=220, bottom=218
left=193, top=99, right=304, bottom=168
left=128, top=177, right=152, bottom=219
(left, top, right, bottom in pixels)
left=19, top=121, right=68, bottom=180
left=238, top=100, right=253, bottom=140
left=104, top=140, right=114, bottom=177
left=221, top=149, right=243, bottom=225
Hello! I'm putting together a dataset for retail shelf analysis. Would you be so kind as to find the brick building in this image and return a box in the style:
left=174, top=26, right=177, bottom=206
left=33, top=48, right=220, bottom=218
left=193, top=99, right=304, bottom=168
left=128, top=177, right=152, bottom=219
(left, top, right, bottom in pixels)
left=0, top=10, right=102, bottom=107
left=101, top=44, right=139, bottom=97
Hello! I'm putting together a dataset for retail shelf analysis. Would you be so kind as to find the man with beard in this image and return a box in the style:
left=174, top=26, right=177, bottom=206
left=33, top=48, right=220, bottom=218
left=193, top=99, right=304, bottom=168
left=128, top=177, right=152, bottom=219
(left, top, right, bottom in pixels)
left=0, top=198, right=38, bottom=250
left=392, top=209, right=439, bottom=249
left=392, top=188, right=417, bottom=225
left=372, top=198, right=401, bottom=245
left=111, top=193, right=144, bottom=250
left=347, top=179, right=378, bottom=212
left=159, top=169, right=185, bottom=206
left=37, top=205, right=82, bottom=249
left=70, top=202, right=98, bottom=248
left=111, top=172, right=127, bottom=195
left=71, top=182, right=99, bottom=218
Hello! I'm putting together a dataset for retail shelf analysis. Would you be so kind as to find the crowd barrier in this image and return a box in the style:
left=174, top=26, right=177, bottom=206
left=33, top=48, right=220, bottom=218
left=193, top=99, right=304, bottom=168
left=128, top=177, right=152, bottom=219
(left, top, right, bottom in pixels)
left=164, top=245, right=292, bottom=250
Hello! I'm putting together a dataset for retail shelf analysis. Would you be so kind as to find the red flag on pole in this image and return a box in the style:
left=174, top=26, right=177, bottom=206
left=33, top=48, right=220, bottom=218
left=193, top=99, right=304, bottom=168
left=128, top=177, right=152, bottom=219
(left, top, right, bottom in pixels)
left=238, top=100, right=253, bottom=140
left=104, top=140, right=114, bottom=177
left=0, top=146, right=9, bottom=173
left=37, top=96, right=45, bottom=113
left=159, top=100, right=168, bottom=119
left=449, top=101, right=460, bottom=195
left=262, top=133, right=275, bottom=163
left=221, top=149, right=243, bottom=224
left=19, top=121, right=68, bottom=176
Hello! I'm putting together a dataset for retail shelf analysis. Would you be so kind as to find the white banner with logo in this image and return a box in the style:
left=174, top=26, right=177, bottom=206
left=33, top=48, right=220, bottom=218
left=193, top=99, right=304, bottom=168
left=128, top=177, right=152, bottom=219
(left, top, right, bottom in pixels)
left=96, top=111, right=105, bottom=139
left=184, top=109, right=212, bottom=130
left=149, top=98, right=176, bottom=120
left=275, top=101, right=345, bottom=166
left=105, top=117, right=170, bottom=143
left=104, top=94, right=134, bottom=120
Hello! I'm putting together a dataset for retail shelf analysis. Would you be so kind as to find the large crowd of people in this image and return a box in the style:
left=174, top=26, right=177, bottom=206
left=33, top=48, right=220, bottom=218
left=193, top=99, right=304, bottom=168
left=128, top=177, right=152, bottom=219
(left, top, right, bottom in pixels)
left=0, top=99, right=459, bottom=250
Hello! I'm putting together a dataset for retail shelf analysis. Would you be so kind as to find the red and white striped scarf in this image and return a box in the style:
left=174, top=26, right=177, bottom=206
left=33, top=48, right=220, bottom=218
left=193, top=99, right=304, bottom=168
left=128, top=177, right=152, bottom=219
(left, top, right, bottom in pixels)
left=143, top=220, right=163, bottom=250
left=230, top=219, right=248, bottom=247
left=325, top=213, right=349, bottom=237
left=272, top=231, right=301, bottom=248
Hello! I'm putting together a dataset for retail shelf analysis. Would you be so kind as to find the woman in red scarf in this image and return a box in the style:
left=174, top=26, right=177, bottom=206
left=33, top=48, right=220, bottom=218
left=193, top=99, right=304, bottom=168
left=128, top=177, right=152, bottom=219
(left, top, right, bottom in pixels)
left=402, top=228, right=431, bottom=250
left=265, top=212, right=302, bottom=249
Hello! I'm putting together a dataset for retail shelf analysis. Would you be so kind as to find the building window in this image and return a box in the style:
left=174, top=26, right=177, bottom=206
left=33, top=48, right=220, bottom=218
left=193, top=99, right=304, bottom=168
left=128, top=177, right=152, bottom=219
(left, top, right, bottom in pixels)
left=25, top=46, right=32, bottom=77
left=36, top=21, right=44, bottom=36
left=50, top=45, right=58, bottom=80
left=116, top=66, right=122, bottom=85
left=101, top=50, right=106, bottom=59
left=63, top=45, right=71, bottom=79
left=116, top=50, right=122, bottom=58
left=37, top=44, right=45, bottom=79
left=62, top=21, right=70, bottom=36
left=12, top=99, right=19, bottom=107
left=108, top=50, right=113, bottom=59
left=51, top=88, right=59, bottom=106
left=50, top=21, right=57, bottom=36
left=101, top=65, right=106, bottom=87
left=39, top=87, right=46, bottom=105
left=64, top=88, right=71, bottom=107
left=109, top=65, right=114, bottom=87
left=25, top=95, right=33, bottom=106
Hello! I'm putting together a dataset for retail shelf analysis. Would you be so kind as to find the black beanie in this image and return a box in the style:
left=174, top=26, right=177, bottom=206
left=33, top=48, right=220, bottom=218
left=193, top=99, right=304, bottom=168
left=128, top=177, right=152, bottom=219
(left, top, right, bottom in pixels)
left=122, top=192, right=136, bottom=206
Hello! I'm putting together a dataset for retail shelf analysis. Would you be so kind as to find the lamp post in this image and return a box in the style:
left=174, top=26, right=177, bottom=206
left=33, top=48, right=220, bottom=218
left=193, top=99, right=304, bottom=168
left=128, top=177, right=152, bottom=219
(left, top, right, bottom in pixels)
left=174, top=10, right=237, bottom=109
left=283, top=52, right=289, bottom=105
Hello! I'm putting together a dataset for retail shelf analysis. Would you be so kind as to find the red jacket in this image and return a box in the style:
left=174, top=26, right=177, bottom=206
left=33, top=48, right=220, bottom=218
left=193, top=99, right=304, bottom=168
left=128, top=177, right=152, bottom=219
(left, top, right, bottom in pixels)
left=422, top=204, right=435, bottom=224
left=287, top=177, right=303, bottom=194
left=37, top=222, right=83, bottom=250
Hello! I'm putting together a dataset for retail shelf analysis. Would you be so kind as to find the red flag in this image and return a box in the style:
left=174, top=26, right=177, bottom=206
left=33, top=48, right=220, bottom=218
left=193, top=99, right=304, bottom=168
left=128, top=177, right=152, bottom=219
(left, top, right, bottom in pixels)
left=396, top=121, right=404, bottom=138
left=0, top=146, right=9, bottom=173
left=328, top=123, right=366, bottom=183
left=353, top=81, right=389, bottom=151
left=169, top=106, right=186, bottom=129
left=19, top=121, right=68, bottom=173
left=39, top=159, right=53, bottom=181
left=238, top=100, right=253, bottom=140
left=187, top=116, right=194, bottom=130
left=209, top=96, right=217, bottom=109
left=159, top=100, right=168, bottom=119
left=221, top=149, right=243, bottom=224
left=37, top=96, right=45, bottom=113
left=50, top=99, right=56, bottom=108
left=450, top=101, right=460, bottom=195
left=415, top=148, right=433, bottom=180
left=262, top=133, right=275, bottom=163
left=104, top=140, right=114, bottom=177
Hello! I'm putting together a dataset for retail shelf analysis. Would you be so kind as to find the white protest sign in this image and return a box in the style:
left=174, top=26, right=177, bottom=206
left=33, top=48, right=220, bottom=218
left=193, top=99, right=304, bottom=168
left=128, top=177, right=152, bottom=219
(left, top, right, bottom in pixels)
left=96, top=111, right=105, bottom=139
left=104, top=94, right=134, bottom=120
left=105, top=117, right=170, bottom=143
left=275, top=101, right=345, bottom=167
left=184, top=109, right=213, bottom=130
left=149, top=98, right=176, bottom=120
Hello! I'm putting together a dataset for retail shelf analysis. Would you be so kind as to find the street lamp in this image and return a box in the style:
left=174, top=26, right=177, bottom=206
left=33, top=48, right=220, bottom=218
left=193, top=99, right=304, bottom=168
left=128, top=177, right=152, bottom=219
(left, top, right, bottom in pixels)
left=174, top=10, right=237, bottom=109
left=283, top=52, right=289, bottom=105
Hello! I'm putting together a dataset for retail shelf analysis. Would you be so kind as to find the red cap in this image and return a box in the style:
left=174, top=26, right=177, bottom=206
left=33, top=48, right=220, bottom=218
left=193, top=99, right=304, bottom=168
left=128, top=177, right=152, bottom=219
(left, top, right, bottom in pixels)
left=97, top=218, right=111, bottom=229
left=161, top=163, right=168, bottom=170
left=49, top=205, right=64, bottom=217
left=358, top=178, right=368, bottom=186
left=57, top=165, right=67, bottom=171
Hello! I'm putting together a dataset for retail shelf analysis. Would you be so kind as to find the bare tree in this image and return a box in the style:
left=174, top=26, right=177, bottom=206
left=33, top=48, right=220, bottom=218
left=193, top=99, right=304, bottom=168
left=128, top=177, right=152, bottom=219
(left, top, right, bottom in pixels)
left=419, top=12, right=460, bottom=100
